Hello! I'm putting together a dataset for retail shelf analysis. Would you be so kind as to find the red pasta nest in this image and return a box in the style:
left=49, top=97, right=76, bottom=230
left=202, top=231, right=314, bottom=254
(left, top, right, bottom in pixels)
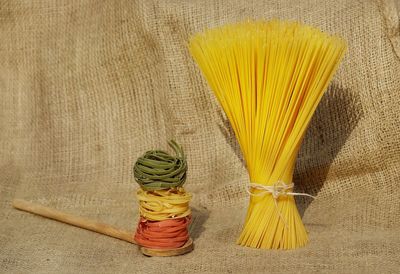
left=134, top=216, right=191, bottom=249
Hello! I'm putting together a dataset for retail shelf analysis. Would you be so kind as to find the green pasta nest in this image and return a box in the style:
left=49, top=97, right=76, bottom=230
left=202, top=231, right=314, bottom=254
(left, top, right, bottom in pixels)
left=133, top=140, right=187, bottom=191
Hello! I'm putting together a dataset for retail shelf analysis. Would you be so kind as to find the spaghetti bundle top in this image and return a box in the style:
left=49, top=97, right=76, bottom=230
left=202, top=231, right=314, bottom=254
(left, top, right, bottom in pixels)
left=133, top=140, right=192, bottom=249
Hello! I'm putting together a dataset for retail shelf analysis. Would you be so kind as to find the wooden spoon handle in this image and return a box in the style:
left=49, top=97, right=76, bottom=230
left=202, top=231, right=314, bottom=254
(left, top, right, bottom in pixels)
left=12, top=199, right=137, bottom=245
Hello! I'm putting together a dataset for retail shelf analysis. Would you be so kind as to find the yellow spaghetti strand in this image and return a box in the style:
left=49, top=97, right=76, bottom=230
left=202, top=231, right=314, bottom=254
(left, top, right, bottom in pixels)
left=189, top=20, right=346, bottom=249
left=136, top=187, right=192, bottom=221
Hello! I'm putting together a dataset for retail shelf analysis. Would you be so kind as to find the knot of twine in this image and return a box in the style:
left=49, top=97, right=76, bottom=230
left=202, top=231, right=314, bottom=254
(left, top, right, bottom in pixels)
left=246, top=180, right=316, bottom=228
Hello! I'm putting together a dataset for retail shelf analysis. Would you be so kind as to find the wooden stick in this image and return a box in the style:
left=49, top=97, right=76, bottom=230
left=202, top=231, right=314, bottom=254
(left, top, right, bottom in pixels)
left=12, top=199, right=136, bottom=244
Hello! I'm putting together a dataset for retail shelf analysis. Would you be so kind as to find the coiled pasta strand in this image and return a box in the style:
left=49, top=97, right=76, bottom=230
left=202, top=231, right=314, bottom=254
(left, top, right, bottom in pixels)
left=136, top=188, right=192, bottom=221
left=134, top=216, right=191, bottom=249
left=134, top=140, right=187, bottom=191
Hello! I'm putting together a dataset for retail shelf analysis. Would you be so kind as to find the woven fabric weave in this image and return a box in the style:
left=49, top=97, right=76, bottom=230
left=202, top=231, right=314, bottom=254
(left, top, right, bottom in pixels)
left=1, top=0, right=399, bottom=273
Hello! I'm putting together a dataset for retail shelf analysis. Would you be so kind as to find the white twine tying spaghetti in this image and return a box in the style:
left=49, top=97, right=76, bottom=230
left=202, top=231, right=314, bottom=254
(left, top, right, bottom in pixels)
left=246, top=181, right=316, bottom=228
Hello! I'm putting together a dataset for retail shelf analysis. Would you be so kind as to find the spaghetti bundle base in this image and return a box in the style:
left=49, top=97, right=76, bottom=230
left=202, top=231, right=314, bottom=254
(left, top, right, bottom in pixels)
left=189, top=20, right=346, bottom=249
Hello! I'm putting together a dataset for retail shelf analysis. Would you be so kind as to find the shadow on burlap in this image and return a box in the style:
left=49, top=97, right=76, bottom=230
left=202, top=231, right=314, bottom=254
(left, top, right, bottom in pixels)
left=1, top=0, right=399, bottom=273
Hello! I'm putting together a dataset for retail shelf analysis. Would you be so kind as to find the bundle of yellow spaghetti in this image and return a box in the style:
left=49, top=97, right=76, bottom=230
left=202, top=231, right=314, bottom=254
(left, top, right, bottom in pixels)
left=133, top=140, right=192, bottom=249
left=189, top=20, right=346, bottom=249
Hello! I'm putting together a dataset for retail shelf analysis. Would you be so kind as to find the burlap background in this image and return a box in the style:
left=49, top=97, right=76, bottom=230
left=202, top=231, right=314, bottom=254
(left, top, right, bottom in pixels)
left=1, top=0, right=399, bottom=273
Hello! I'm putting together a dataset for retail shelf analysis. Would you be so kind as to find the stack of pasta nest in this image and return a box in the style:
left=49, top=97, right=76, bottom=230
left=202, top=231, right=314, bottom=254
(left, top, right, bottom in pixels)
left=133, top=140, right=192, bottom=249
